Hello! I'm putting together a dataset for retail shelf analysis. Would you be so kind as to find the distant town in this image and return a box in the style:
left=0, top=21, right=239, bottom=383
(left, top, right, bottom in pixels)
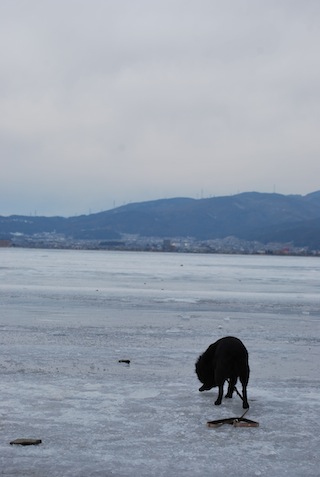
left=1, top=232, right=318, bottom=256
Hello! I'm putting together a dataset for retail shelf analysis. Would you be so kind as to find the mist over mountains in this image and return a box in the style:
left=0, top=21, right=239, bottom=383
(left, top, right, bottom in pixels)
left=1, top=191, right=320, bottom=250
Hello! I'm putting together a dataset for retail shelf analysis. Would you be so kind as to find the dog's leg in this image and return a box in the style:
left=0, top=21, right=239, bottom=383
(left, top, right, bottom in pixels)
left=240, top=376, right=249, bottom=409
left=225, top=377, right=237, bottom=398
left=214, top=383, right=224, bottom=405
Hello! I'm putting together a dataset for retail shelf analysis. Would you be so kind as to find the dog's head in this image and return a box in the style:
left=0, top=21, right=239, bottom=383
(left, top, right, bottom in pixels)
left=195, top=355, right=216, bottom=392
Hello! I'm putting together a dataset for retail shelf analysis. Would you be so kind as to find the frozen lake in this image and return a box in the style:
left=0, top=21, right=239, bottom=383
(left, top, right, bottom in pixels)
left=0, top=248, right=319, bottom=476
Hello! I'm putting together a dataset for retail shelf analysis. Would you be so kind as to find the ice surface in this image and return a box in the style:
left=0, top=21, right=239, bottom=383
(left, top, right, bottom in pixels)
left=0, top=249, right=319, bottom=476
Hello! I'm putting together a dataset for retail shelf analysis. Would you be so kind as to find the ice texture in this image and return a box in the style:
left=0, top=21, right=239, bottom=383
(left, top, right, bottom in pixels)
left=0, top=249, right=319, bottom=476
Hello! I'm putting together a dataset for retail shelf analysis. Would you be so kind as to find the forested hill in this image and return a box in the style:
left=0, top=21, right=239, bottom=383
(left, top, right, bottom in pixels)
left=1, top=191, right=320, bottom=249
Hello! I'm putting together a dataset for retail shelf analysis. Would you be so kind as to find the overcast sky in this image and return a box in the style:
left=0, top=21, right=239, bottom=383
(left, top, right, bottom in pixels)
left=1, top=0, right=320, bottom=216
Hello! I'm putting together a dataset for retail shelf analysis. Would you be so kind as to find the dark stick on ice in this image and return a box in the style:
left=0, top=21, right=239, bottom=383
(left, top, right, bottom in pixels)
left=118, top=359, right=131, bottom=364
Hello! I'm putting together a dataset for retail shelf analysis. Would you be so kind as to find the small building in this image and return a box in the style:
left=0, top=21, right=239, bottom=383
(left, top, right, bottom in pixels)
left=0, top=239, right=12, bottom=247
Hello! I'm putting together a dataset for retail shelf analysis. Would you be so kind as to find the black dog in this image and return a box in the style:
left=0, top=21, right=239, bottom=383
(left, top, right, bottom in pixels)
left=195, top=336, right=250, bottom=409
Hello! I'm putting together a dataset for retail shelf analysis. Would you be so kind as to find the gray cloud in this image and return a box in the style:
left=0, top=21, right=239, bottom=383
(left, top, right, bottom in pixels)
left=1, top=0, right=320, bottom=216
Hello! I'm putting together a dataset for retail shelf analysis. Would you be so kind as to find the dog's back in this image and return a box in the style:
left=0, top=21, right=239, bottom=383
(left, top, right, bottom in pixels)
left=213, top=336, right=249, bottom=381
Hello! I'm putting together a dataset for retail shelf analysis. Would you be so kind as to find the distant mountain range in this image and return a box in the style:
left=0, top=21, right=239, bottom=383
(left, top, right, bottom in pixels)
left=1, top=191, right=320, bottom=249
